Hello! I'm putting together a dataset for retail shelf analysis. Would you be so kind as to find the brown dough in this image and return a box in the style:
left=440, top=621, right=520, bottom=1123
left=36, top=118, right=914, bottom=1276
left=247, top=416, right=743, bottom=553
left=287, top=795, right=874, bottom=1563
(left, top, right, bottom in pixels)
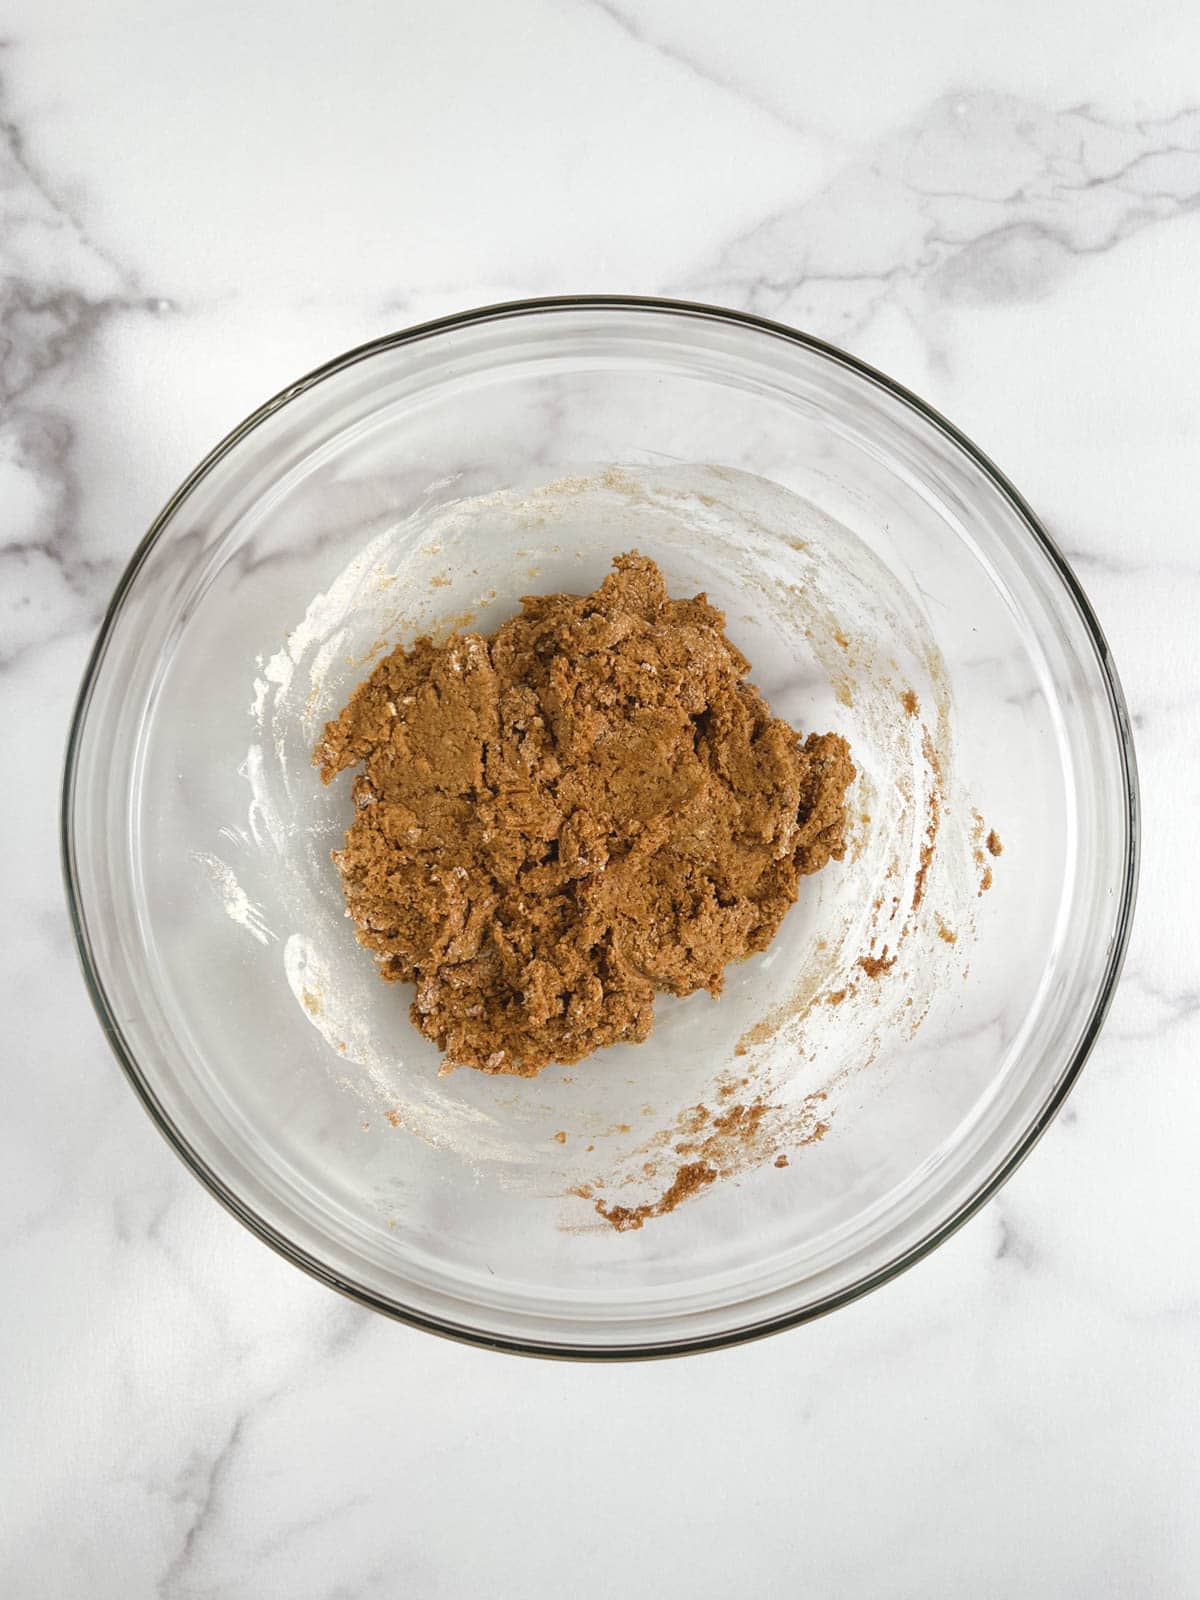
left=315, top=553, right=854, bottom=1076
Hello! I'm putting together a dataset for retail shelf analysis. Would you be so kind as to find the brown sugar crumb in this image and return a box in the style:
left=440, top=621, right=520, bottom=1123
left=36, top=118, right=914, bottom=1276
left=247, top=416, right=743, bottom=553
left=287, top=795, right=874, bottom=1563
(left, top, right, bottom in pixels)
left=593, top=1162, right=718, bottom=1232
left=711, top=1100, right=769, bottom=1138
left=979, top=866, right=994, bottom=895
left=586, top=1091, right=827, bottom=1231
left=909, top=776, right=940, bottom=915
left=315, top=553, right=854, bottom=1076
left=935, top=916, right=957, bottom=945
left=900, top=687, right=919, bottom=716
left=911, top=728, right=942, bottom=918
left=857, top=950, right=896, bottom=979
left=553, top=1130, right=567, bottom=1144
left=384, top=1109, right=402, bottom=1128
left=986, top=829, right=1003, bottom=857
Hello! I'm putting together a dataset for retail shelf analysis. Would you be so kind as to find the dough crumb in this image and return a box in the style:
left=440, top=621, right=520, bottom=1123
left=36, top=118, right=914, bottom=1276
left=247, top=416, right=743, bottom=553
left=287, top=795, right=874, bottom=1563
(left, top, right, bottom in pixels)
left=857, top=951, right=896, bottom=979
left=315, top=553, right=854, bottom=1076
left=593, top=1161, right=719, bottom=1232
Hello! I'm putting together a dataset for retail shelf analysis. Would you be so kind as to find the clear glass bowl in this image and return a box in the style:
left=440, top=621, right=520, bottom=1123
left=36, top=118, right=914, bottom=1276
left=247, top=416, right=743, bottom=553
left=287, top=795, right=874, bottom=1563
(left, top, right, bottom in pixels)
left=63, top=298, right=1138, bottom=1357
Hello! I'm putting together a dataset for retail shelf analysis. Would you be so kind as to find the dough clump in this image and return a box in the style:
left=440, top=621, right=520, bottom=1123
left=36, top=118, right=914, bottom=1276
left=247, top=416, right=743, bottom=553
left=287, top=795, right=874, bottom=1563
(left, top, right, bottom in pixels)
left=315, top=554, right=854, bottom=1076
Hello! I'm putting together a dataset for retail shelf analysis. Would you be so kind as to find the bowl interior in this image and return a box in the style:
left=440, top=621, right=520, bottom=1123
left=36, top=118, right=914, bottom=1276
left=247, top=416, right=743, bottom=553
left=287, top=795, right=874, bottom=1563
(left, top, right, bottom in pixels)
left=67, top=304, right=1134, bottom=1353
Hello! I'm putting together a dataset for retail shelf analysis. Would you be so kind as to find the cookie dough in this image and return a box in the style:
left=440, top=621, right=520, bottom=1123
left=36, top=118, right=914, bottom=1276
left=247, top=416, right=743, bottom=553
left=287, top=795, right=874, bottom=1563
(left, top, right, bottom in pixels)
left=315, top=553, right=854, bottom=1076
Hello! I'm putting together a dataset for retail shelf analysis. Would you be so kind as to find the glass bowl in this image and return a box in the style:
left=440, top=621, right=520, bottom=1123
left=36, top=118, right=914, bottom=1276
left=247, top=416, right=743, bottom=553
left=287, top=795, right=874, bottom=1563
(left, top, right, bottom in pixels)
left=63, top=297, right=1138, bottom=1357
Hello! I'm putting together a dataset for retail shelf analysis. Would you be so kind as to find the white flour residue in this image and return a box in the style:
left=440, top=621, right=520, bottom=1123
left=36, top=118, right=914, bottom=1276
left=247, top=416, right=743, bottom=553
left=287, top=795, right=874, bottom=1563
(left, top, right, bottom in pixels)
left=191, top=851, right=275, bottom=945
left=282, top=932, right=518, bottom=1157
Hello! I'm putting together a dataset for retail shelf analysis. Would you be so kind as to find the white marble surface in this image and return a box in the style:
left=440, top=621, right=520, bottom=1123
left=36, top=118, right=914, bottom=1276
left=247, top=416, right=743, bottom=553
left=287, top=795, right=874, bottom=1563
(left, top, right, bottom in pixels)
left=3, top=1, right=1198, bottom=1593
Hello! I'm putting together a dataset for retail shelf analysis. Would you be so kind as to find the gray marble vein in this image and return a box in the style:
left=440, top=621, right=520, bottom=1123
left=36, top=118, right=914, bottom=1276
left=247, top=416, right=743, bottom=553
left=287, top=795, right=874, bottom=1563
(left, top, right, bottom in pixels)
left=573, top=0, right=815, bottom=138
left=672, top=93, right=1200, bottom=334
left=158, top=1411, right=249, bottom=1599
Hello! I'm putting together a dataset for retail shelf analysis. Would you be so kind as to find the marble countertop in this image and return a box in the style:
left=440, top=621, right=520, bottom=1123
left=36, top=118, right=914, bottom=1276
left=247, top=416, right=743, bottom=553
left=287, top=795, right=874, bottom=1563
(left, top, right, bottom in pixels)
left=4, top=2, right=1198, bottom=1594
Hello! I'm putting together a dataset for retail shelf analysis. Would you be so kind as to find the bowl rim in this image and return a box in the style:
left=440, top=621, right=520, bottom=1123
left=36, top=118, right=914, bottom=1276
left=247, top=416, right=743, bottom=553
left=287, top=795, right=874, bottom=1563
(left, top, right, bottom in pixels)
left=60, top=294, right=1140, bottom=1361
